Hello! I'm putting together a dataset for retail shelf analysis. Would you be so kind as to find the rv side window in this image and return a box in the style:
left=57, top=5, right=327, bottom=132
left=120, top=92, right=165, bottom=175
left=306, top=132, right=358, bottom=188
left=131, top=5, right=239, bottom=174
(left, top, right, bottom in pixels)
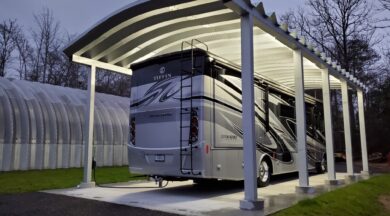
left=286, top=120, right=296, bottom=136
left=307, top=107, right=316, bottom=134
left=214, top=66, right=226, bottom=82
left=264, top=84, right=270, bottom=132
left=280, top=104, right=295, bottom=119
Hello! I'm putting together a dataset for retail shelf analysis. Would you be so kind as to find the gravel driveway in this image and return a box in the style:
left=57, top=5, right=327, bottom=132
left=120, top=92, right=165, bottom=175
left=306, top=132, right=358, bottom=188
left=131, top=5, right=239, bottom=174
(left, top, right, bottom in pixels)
left=0, top=192, right=179, bottom=216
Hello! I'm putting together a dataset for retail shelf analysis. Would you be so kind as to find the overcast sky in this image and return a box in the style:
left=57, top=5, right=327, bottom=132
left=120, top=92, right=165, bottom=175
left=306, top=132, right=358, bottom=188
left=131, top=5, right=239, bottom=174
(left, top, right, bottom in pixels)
left=0, top=0, right=303, bottom=36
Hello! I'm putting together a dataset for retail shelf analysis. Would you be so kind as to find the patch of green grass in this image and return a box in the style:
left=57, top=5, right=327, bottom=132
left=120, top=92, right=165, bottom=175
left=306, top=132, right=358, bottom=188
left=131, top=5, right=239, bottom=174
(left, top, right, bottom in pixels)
left=273, top=174, right=390, bottom=216
left=0, top=166, right=145, bottom=194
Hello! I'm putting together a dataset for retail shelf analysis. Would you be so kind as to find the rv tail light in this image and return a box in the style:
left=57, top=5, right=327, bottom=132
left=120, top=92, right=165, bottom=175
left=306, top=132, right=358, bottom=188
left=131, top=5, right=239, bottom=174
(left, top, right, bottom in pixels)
left=130, top=117, right=136, bottom=145
left=190, top=109, right=199, bottom=143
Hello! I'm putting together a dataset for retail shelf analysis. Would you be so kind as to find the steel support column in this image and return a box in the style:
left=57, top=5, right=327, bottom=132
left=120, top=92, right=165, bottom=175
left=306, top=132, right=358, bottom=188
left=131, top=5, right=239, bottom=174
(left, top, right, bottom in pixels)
left=341, top=80, right=354, bottom=176
left=357, top=90, right=369, bottom=175
left=294, top=49, right=314, bottom=193
left=80, top=65, right=96, bottom=188
left=239, top=13, right=264, bottom=211
left=321, top=69, right=344, bottom=185
left=321, top=69, right=336, bottom=181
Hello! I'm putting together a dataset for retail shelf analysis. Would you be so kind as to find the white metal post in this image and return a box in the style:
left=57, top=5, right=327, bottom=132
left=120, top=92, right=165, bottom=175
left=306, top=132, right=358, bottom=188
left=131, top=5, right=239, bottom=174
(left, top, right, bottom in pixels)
left=239, top=13, right=263, bottom=211
left=357, top=90, right=369, bottom=175
left=80, top=65, right=96, bottom=188
left=321, top=69, right=342, bottom=185
left=321, top=69, right=336, bottom=181
left=294, top=49, right=314, bottom=193
left=341, top=80, right=354, bottom=176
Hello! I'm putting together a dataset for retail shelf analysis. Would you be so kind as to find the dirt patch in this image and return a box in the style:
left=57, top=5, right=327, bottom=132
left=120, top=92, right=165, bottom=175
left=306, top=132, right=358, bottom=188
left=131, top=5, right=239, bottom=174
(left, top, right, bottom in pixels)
left=378, top=195, right=390, bottom=212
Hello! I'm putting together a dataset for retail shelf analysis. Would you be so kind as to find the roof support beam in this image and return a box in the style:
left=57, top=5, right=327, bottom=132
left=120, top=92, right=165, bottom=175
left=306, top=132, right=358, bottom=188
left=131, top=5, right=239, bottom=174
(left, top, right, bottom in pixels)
left=72, top=55, right=132, bottom=76
left=341, top=80, right=354, bottom=178
left=357, top=90, right=369, bottom=176
left=294, top=49, right=315, bottom=194
left=79, top=65, right=96, bottom=188
left=239, top=12, right=264, bottom=211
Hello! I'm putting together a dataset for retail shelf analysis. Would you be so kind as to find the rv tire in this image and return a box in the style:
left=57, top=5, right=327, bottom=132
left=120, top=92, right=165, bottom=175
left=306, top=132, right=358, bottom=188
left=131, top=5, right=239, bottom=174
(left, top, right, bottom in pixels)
left=315, top=154, right=327, bottom=174
left=257, top=160, right=271, bottom=187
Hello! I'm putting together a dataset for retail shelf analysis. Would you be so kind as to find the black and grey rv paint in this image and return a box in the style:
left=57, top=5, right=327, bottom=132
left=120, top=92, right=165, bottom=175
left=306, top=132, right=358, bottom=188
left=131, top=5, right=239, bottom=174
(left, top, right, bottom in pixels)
left=128, top=49, right=326, bottom=186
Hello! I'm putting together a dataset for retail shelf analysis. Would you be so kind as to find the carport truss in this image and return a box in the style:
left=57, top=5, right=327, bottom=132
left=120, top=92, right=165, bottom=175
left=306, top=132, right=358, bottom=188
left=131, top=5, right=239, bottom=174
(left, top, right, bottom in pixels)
left=64, top=0, right=370, bottom=211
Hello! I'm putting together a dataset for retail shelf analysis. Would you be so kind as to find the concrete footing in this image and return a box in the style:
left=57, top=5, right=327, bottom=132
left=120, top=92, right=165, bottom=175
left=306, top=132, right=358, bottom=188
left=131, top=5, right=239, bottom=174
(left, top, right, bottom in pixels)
left=345, top=175, right=362, bottom=183
left=78, top=181, right=96, bottom=188
left=295, top=186, right=316, bottom=194
left=324, top=179, right=345, bottom=186
left=239, top=199, right=264, bottom=211
left=360, top=171, right=371, bottom=179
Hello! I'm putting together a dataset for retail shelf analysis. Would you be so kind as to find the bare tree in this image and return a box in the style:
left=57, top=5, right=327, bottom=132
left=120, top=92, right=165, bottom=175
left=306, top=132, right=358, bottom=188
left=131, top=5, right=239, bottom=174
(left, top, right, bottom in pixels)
left=12, top=27, right=33, bottom=79
left=47, top=33, right=92, bottom=89
left=364, top=48, right=390, bottom=154
left=95, top=69, right=131, bottom=97
left=280, top=0, right=381, bottom=154
left=1, top=8, right=131, bottom=97
left=30, top=7, right=61, bottom=83
left=0, top=19, right=18, bottom=77
left=381, top=0, right=390, bottom=8
left=281, top=0, right=378, bottom=77
left=378, top=0, right=390, bottom=28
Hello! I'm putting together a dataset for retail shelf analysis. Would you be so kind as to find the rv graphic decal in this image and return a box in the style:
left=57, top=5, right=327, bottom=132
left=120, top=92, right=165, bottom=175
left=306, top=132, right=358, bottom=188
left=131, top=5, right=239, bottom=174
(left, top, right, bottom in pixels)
left=131, top=76, right=184, bottom=107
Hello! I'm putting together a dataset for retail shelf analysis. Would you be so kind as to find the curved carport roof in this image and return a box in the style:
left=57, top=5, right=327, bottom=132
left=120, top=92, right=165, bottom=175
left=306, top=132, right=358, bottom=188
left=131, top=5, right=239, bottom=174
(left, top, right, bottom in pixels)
left=63, top=0, right=366, bottom=91
left=63, top=1, right=371, bottom=209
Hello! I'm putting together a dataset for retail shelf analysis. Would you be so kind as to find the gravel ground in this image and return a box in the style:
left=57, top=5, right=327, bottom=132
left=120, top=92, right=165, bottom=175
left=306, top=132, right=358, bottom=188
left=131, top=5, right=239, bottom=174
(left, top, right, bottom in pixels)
left=0, top=192, right=179, bottom=216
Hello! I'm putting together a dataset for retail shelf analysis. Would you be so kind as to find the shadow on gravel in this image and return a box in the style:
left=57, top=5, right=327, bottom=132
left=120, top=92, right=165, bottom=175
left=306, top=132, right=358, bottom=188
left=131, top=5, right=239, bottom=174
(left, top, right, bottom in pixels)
left=0, top=192, right=179, bottom=216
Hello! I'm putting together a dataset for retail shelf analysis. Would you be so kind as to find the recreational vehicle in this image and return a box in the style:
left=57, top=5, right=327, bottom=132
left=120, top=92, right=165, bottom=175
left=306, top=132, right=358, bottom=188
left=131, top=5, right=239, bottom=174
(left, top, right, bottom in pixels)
left=128, top=46, right=326, bottom=187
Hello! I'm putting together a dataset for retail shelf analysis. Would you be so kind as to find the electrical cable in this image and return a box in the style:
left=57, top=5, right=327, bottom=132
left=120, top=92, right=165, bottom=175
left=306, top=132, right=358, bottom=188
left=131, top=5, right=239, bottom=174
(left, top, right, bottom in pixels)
left=92, top=159, right=169, bottom=189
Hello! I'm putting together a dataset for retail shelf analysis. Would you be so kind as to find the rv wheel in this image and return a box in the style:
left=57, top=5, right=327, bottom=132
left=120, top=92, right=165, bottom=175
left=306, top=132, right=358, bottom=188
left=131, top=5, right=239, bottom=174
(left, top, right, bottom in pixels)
left=257, top=160, right=271, bottom=187
left=316, top=155, right=327, bottom=174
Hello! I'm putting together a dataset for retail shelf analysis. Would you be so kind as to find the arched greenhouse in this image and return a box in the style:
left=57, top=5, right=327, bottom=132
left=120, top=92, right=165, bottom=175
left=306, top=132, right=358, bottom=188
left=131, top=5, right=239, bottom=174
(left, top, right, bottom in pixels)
left=0, top=77, right=130, bottom=171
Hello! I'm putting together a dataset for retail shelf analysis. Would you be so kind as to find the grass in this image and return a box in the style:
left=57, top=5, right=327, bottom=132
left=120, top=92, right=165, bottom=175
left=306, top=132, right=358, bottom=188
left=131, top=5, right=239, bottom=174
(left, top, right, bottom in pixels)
left=273, top=174, right=390, bottom=216
left=0, top=166, right=145, bottom=194
left=2, top=168, right=390, bottom=215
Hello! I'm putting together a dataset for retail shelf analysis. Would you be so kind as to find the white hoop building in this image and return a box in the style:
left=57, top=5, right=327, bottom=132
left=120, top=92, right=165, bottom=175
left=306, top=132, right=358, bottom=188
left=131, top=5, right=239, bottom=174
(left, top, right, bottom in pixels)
left=0, top=78, right=129, bottom=171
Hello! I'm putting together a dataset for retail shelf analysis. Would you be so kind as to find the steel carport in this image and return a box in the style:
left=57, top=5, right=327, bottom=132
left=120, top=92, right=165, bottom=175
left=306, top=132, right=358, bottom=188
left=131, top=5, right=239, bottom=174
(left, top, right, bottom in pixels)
left=63, top=0, right=370, bottom=211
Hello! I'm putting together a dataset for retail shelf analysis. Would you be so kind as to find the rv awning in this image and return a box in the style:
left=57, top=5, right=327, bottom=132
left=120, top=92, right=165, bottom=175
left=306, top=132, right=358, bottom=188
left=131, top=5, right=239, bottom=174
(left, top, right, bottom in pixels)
left=63, top=0, right=366, bottom=91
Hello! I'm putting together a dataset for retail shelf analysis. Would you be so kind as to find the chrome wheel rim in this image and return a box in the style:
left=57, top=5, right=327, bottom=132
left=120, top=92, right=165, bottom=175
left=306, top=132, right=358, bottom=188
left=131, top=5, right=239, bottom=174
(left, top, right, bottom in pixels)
left=259, top=161, right=269, bottom=182
left=321, top=157, right=326, bottom=172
